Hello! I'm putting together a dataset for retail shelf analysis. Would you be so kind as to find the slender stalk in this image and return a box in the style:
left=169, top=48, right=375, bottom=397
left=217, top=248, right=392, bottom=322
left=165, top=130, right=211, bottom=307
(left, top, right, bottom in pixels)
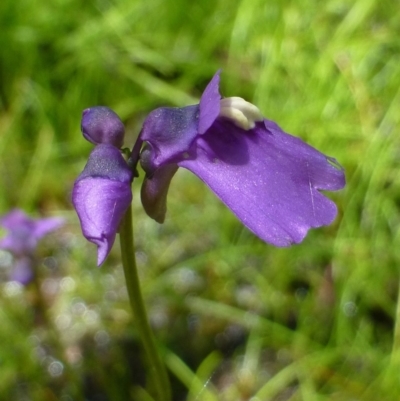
left=391, top=275, right=400, bottom=363
left=119, top=204, right=171, bottom=401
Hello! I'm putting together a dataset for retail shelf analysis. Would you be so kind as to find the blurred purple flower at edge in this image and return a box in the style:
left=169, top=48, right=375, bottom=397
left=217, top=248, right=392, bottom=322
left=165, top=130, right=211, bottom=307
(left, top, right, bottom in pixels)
left=73, top=70, right=345, bottom=266
left=0, top=209, right=64, bottom=284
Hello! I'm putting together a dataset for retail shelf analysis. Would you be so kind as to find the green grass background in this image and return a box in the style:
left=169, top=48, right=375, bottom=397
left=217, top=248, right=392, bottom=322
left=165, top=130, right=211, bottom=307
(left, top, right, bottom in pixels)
left=0, top=0, right=399, bottom=400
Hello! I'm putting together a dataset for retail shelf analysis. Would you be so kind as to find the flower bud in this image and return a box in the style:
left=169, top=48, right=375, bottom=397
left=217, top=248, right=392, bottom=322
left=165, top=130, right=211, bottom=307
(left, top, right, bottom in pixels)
left=81, top=106, right=125, bottom=148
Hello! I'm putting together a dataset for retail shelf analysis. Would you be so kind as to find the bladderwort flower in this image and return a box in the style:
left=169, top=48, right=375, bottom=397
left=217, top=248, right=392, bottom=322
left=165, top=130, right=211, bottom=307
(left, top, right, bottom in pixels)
left=71, top=75, right=344, bottom=401
left=0, top=209, right=64, bottom=284
left=72, top=107, right=133, bottom=266
left=134, top=71, right=345, bottom=246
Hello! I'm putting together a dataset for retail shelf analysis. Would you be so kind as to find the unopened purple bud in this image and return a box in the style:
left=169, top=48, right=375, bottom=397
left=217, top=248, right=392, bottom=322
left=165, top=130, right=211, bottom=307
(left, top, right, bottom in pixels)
left=81, top=106, right=125, bottom=148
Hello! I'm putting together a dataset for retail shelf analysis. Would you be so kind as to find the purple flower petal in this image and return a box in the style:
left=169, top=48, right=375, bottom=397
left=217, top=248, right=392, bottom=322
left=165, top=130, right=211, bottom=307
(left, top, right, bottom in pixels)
left=32, top=218, right=65, bottom=239
left=73, top=178, right=132, bottom=265
left=198, top=70, right=221, bottom=134
left=72, top=144, right=133, bottom=265
left=0, top=209, right=64, bottom=256
left=141, top=164, right=179, bottom=223
left=137, top=70, right=222, bottom=172
left=81, top=106, right=125, bottom=148
left=179, top=119, right=345, bottom=246
left=140, top=105, right=200, bottom=174
left=0, top=209, right=27, bottom=230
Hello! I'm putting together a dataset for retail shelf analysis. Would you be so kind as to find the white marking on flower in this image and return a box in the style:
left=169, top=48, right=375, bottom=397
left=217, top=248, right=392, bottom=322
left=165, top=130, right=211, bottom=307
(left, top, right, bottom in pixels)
left=306, top=161, right=316, bottom=218
left=219, top=97, right=263, bottom=130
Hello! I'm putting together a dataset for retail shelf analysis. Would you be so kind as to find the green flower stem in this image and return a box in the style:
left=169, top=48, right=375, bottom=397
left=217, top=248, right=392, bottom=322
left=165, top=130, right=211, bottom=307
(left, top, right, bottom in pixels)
left=119, top=204, right=171, bottom=401
left=392, top=275, right=400, bottom=363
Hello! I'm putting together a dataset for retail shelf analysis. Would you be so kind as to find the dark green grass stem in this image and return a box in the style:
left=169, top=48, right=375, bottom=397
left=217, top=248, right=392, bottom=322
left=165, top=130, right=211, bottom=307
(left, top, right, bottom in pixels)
left=119, top=204, right=171, bottom=401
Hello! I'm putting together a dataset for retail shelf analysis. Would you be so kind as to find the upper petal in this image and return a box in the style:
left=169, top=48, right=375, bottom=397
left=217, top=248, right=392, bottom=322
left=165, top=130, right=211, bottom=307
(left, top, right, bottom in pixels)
left=0, top=209, right=29, bottom=229
left=198, top=70, right=221, bottom=135
left=139, top=105, right=200, bottom=173
left=81, top=106, right=125, bottom=148
left=32, top=217, right=65, bottom=240
left=138, top=71, right=223, bottom=174
left=179, top=119, right=345, bottom=246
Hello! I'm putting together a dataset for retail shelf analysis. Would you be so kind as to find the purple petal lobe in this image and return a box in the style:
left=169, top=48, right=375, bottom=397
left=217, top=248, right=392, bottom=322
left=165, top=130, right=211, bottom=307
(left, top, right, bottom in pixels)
left=179, top=119, right=345, bottom=246
left=140, top=105, right=199, bottom=173
left=198, top=70, right=221, bottom=134
left=81, top=106, right=125, bottom=148
left=0, top=209, right=64, bottom=256
left=32, top=218, right=65, bottom=239
left=73, top=144, right=133, bottom=265
left=138, top=71, right=222, bottom=172
left=0, top=209, right=28, bottom=230
left=141, top=164, right=179, bottom=223
left=73, top=178, right=132, bottom=265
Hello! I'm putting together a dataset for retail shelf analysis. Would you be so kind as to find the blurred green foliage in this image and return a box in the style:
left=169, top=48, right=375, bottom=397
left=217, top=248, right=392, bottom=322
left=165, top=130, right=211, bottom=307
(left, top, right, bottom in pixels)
left=0, top=0, right=400, bottom=400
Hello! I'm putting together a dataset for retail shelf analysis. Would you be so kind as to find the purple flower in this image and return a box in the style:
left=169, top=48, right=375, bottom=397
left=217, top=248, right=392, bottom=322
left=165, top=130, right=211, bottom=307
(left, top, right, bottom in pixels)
left=0, top=209, right=64, bottom=284
left=72, top=144, right=133, bottom=265
left=136, top=71, right=345, bottom=246
left=0, top=209, right=64, bottom=256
